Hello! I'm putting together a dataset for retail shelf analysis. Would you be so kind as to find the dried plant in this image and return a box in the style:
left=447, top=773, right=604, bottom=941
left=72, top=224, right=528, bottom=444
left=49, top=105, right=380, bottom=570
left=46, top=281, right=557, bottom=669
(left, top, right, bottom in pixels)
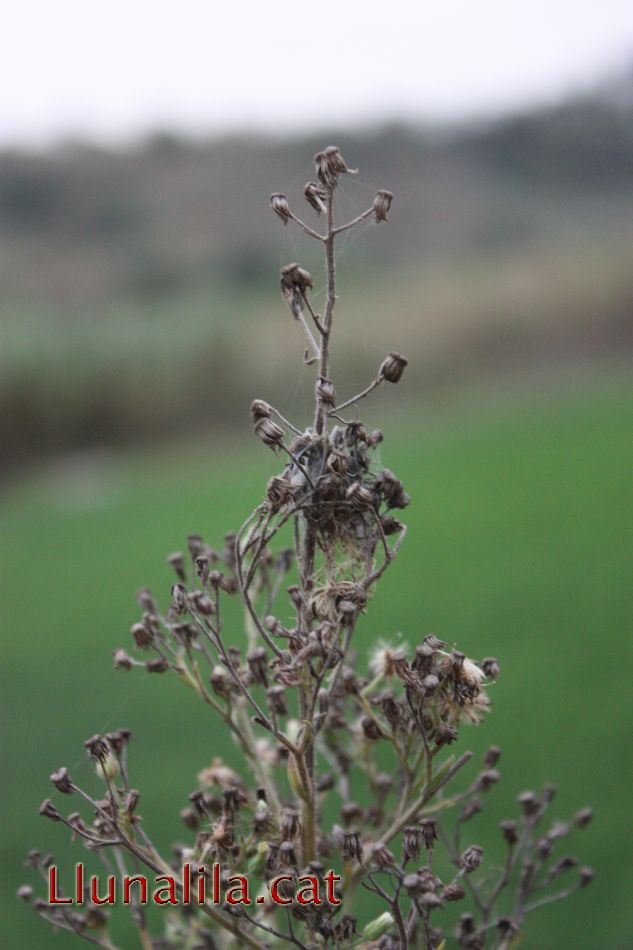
left=21, top=146, right=593, bottom=949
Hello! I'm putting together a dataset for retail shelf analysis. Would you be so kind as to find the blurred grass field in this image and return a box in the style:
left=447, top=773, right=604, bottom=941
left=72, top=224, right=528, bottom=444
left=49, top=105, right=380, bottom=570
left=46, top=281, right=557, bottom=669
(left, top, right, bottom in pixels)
left=2, top=373, right=632, bottom=948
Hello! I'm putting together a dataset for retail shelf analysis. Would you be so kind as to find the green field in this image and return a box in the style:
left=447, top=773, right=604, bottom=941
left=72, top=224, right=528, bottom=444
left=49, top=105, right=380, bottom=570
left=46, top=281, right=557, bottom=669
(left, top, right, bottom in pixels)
left=2, top=375, right=632, bottom=948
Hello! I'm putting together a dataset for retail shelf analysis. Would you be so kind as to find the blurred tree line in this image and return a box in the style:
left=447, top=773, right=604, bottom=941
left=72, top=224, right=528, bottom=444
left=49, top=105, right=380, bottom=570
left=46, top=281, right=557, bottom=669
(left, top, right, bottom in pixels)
left=1, top=79, right=632, bottom=469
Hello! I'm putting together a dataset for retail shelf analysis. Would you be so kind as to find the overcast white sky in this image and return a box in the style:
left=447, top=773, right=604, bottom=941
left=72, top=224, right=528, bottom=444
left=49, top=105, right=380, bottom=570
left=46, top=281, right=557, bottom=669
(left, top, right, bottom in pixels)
left=3, top=0, right=633, bottom=146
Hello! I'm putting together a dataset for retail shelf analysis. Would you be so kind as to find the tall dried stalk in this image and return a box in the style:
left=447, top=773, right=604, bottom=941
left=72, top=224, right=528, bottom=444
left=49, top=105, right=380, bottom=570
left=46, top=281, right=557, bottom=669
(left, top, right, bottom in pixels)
left=22, top=146, right=593, bottom=950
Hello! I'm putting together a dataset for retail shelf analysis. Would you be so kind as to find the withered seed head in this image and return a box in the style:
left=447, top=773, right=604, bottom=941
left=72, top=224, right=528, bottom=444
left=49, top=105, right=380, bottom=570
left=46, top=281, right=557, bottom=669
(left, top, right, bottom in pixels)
left=313, top=146, right=357, bottom=188
left=250, top=399, right=272, bottom=423
left=113, top=648, right=133, bottom=670
left=345, top=482, right=374, bottom=512
left=461, top=844, right=484, bottom=872
left=481, top=657, right=500, bottom=680
left=573, top=806, right=593, bottom=829
left=280, top=262, right=313, bottom=294
left=379, top=352, right=408, bottom=384
left=372, top=190, right=394, bottom=222
left=270, top=193, right=290, bottom=225
left=500, top=819, right=519, bottom=845
left=304, top=181, right=327, bottom=215
left=167, top=552, right=186, bottom=582
left=39, top=800, right=61, bottom=822
left=341, top=829, right=363, bottom=862
left=84, top=735, right=110, bottom=762
left=50, top=767, right=73, bottom=794
left=360, top=715, right=383, bottom=741
left=315, top=376, right=336, bottom=407
left=443, top=881, right=466, bottom=901
left=254, top=418, right=284, bottom=448
left=131, top=622, right=153, bottom=650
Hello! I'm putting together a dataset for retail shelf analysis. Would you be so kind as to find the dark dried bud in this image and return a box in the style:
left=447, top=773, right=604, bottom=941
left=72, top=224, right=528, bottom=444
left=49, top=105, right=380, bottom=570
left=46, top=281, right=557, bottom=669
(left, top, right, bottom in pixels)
left=542, top=783, right=557, bottom=804
left=280, top=262, right=313, bottom=294
left=122, top=788, right=140, bottom=815
left=376, top=469, right=410, bottom=509
left=167, top=551, right=186, bottom=582
left=181, top=807, right=198, bottom=829
left=458, top=913, right=476, bottom=936
left=550, top=856, right=579, bottom=880
left=280, top=808, right=301, bottom=840
left=146, top=657, right=169, bottom=673
left=460, top=799, right=483, bottom=822
left=419, top=818, right=439, bottom=849
left=423, top=674, right=439, bottom=694
left=17, top=885, right=33, bottom=902
left=481, top=657, right=500, bottom=679
left=341, top=802, right=363, bottom=826
left=403, top=873, right=424, bottom=896
left=369, top=841, right=395, bottom=869
left=247, top=647, right=268, bottom=687
left=304, top=181, right=327, bottom=215
left=461, top=844, right=484, bottom=872
left=250, top=399, right=272, bottom=422
left=346, top=482, right=374, bottom=511
left=417, top=866, right=442, bottom=892
left=50, top=767, right=73, bottom=795
left=195, top=556, right=210, bottom=585
left=580, top=866, right=594, bottom=887
left=537, top=836, right=553, bottom=860
left=421, top=892, right=443, bottom=908
left=39, top=799, right=61, bottom=822
left=131, top=622, right=153, bottom=649
left=191, top=592, right=214, bottom=615
left=326, top=450, right=348, bottom=478
left=84, top=735, right=109, bottom=762
left=402, top=826, right=423, bottom=863
left=254, top=417, right=285, bottom=448
left=573, top=807, right=593, bottom=829
left=266, top=685, right=288, bottom=716
left=443, top=881, right=466, bottom=902
left=113, top=648, right=133, bottom=670
left=360, top=715, right=383, bottom=741
left=518, top=790, right=539, bottom=817
left=335, top=915, right=357, bottom=941
left=500, top=819, right=519, bottom=845
left=266, top=475, right=296, bottom=511
left=136, top=587, right=157, bottom=612
left=342, top=830, right=363, bottom=862
left=270, top=193, right=290, bottom=225
left=316, top=773, right=335, bottom=792
left=170, top=583, right=187, bottom=613
left=476, top=769, right=501, bottom=792
left=548, top=819, right=571, bottom=841
left=497, top=918, right=519, bottom=938
left=316, top=376, right=336, bottom=407
left=435, top=723, right=458, bottom=746
left=186, top=533, right=204, bottom=558
left=372, top=190, right=393, bottom=222
left=313, top=146, right=357, bottom=188
left=484, top=745, right=501, bottom=767
left=379, top=352, right=408, bottom=384
left=222, top=786, right=247, bottom=820
left=367, top=429, right=383, bottom=446
left=279, top=840, right=298, bottom=867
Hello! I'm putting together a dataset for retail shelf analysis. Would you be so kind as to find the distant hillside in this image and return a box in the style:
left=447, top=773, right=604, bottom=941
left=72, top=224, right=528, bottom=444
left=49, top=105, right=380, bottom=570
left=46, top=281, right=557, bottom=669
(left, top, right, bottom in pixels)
left=1, top=85, right=632, bottom=468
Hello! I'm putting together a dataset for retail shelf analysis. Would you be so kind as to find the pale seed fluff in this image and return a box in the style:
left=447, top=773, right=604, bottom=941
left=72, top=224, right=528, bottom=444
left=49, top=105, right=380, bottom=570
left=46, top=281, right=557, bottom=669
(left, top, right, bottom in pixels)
left=94, top=751, right=120, bottom=782
left=198, top=757, right=242, bottom=790
left=369, top=638, right=410, bottom=678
